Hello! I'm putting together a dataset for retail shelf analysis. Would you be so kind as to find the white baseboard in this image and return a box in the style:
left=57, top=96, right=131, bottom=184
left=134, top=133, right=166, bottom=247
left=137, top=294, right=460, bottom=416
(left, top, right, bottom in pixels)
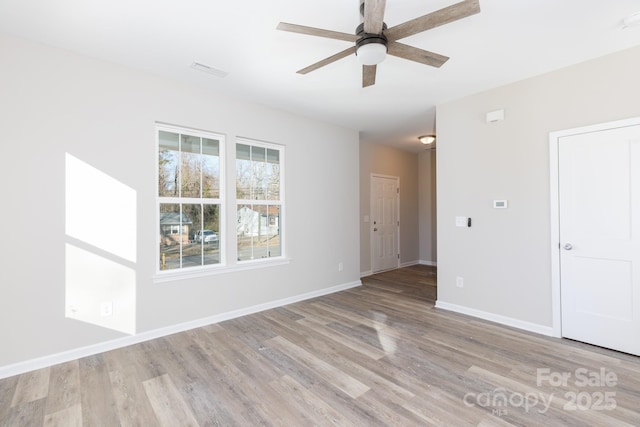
left=399, top=260, right=419, bottom=268
left=434, top=300, right=554, bottom=337
left=0, top=280, right=362, bottom=380
left=360, top=270, right=373, bottom=278
left=418, top=260, right=437, bottom=266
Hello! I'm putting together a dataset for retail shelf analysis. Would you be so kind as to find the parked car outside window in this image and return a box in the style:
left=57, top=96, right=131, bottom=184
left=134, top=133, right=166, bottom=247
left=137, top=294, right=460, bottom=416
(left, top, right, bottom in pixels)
left=195, top=230, right=218, bottom=243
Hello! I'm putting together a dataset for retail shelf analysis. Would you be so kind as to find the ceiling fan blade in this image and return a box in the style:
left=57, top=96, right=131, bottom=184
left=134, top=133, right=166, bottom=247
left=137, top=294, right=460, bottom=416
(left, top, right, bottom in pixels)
left=363, top=0, right=387, bottom=34
left=387, top=42, right=449, bottom=68
left=385, top=0, right=480, bottom=41
left=297, top=47, right=356, bottom=74
left=363, top=65, right=377, bottom=87
left=277, top=22, right=358, bottom=42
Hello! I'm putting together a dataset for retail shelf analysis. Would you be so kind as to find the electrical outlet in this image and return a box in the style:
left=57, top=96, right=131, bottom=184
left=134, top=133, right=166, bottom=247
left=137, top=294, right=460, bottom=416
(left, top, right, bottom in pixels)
left=456, top=276, right=464, bottom=288
left=338, top=262, right=344, bottom=272
left=100, top=301, right=113, bottom=317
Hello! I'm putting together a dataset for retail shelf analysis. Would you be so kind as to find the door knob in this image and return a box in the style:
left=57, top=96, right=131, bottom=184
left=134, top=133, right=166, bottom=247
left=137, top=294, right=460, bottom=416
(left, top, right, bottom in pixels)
left=563, top=243, right=573, bottom=250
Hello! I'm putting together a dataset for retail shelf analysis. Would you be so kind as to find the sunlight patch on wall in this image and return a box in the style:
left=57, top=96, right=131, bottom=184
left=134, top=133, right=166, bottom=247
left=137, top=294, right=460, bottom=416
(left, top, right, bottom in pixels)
left=65, top=153, right=136, bottom=334
left=65, top=244, right=136, bottom=335
left=65, top=153, right=136, bottom=262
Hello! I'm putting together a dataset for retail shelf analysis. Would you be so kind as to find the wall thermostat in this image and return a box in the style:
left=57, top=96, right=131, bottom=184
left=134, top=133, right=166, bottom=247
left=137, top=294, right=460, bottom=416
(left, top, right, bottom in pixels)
left=493, top=200, right=508, bottom=209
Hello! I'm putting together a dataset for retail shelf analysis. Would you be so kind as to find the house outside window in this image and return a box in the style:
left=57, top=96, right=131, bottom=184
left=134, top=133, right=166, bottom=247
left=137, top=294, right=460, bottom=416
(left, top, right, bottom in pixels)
left=236, top=140, right=284, bottom=261
left=157, top=125, right=223, bottom=271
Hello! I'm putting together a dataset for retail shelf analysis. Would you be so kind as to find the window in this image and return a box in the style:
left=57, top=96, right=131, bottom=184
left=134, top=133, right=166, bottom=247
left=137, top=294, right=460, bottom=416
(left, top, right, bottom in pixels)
left=157, top=125, right=223, bottom=271
left=155, top=126, right=286, bottom=279
left=236, top=140, right=284, bottom=261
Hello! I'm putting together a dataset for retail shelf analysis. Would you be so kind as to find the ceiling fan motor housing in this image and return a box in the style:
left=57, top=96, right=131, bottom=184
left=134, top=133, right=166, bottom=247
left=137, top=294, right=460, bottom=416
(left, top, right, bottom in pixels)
left=355, top=22, right=388, bottom=52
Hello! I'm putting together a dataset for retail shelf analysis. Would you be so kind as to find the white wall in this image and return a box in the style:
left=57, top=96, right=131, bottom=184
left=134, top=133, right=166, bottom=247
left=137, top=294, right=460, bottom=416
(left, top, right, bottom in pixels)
left=0, top=34, right=360, bottom=370
left=436, top=45, right=640, bottom=330
left=359, top=141, right=419, bottom=275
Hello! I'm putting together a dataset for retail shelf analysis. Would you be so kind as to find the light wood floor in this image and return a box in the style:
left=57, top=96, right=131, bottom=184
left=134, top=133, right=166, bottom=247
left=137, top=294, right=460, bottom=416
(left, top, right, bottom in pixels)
left=2, top=265, right=639, bottom=426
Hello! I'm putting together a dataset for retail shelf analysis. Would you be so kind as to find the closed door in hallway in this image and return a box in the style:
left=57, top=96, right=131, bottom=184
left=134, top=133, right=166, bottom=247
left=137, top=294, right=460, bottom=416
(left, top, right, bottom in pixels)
left=371, top=175, right=399, bottom=273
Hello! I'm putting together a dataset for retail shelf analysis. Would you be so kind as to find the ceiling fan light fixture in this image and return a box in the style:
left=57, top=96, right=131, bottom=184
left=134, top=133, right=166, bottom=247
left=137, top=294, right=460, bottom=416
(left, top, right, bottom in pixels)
left=356, top=35, right=388, bottom=66
left=357, top=43, right=387, bottom=65
left=419, top=135, right=436, bottom=144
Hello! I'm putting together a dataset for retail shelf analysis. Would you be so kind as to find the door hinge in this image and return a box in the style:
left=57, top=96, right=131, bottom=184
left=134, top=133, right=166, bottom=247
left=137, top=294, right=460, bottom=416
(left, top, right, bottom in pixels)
left=397, top=253, right=400, bottom=259
left=397, top=188, right=399, bottom=194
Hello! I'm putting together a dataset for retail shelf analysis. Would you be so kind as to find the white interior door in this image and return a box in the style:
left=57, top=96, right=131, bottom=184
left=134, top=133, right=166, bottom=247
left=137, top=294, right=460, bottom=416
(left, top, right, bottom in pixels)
left=559, top=124, right=640, bottom=355
left=371, top=175, right=399, bottom=273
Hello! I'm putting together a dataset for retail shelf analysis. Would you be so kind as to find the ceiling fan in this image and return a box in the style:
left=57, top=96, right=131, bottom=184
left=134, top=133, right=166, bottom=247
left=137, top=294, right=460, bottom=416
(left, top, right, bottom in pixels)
left=277, top=0, right=480, bottom=87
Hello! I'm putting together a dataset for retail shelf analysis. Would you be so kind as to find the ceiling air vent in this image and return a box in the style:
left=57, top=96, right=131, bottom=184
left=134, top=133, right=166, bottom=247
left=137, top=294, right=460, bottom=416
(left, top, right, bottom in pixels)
left=190, top=62, right=228, bottom=78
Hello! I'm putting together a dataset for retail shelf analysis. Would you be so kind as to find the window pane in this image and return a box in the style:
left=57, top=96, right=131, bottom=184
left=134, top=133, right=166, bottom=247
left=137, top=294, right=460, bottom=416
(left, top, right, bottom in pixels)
left=236, top=143, right=251, bottom=160
left=159, top=131, right=179, bottom=197
left=252, top=146, right=266, bottom=162
left=236, top=145, right=252, bottom=199
left=237, top=204, right=280, bottom=261
left=202, top=204, right=220, bottom=265
left=180, top=203, right=201, bottom=268
left=267, top=148, right=279, bottom=165
left=202, top=138, right=220, bottom=198
left=267, top=205, right=281, bottom=257
left=237, top=204, right=255, bottom=261
left=181, top=135, right=201, bottom=198
left=267, top=162, right=280, bottom=201
left=159, top=203, right=184, bottom=270
left=252, top=146, right=267, bottom=200
left=266, top=148, right=280, bottom=200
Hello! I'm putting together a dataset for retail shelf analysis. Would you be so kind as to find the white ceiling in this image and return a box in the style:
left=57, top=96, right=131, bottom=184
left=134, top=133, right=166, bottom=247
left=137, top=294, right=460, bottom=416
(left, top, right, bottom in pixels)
left=2, top=0, right=640, bottom=152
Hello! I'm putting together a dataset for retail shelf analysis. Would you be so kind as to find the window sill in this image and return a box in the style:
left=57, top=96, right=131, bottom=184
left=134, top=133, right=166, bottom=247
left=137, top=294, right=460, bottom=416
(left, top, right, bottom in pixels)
left=152, top=257, right=292, bottom=284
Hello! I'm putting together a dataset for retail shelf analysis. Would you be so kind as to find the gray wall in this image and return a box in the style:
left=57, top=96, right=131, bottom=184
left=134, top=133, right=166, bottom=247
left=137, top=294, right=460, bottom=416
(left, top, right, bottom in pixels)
left=418, top=150, right=437, bottom=265
left=436, top=45, right=640, bottom=329
left=0, top=34, right=360, bottom=369
left=359, top=141, right=419, bottom=276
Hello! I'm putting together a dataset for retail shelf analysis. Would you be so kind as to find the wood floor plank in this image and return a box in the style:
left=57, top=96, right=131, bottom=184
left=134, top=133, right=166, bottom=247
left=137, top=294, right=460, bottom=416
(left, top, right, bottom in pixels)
left=256, top=340, right=385, bottom=425
left=193, top=336, right=294, bottom=425
left=0, top=374, right=18, bottom=421
left=267, top=335, right=370, bottom=399
left=78, top=354, right=120, bottom=426
left=3, top=398, right=46, bottom=427
left=299, top=332, right=415, bottom=404
left=137, top=334, right=245, bottom=426
left=268, top=374, right=348, bottom=426
left=356, top=388, right=440, bottom=426
left=295, top=317, right=387, bottom=360
left=43, top=403, right=82, bottom=427
left=108, top=365, right=159, bottom=427
left=165, top=341, right=257, bottom=426
left=286, top=300, right=363, bottom=328
left=179, top=378, right=239, bottom=426
left=402, top=389, right=483, bottom=426
left=10, top=366, right=50, bottom=407
left=45, top=360, right=80, bottom=417
left=142, top=374, right=200, bottom=427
